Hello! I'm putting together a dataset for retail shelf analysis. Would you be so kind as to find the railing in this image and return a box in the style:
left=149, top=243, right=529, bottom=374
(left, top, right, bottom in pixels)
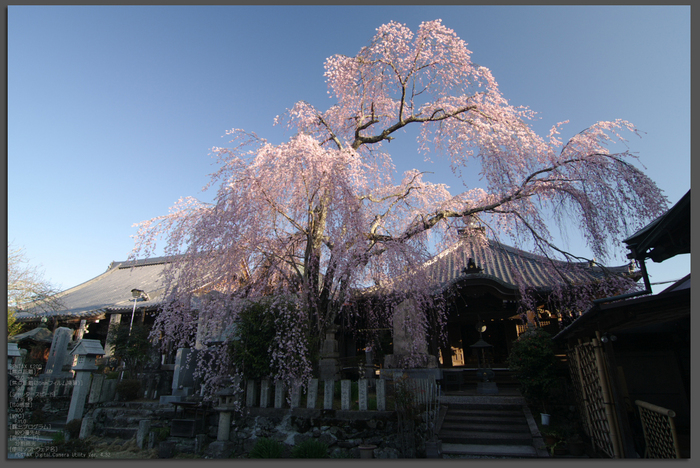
left=635, top=400, right=681, bottom=459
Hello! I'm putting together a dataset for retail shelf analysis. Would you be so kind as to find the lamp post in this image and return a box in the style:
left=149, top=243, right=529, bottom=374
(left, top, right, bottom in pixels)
left=129, top=289, right=146, bottom=337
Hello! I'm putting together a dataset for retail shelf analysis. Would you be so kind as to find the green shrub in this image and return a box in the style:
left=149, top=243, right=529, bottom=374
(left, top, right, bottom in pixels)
left=107, top=322, right=154, bottom=377
left=506, top=327, right=559, bottom=413
left=52, top=430, right=65, bottom=443
left=249, top=437, right=285, bottom=458
left=292, top=439, right=329, bottom=458
left=153, top=426, right=170, bottom=442
left=116, top=379, right=141, bottom=401
left=65, top=419, right=82, bottom=439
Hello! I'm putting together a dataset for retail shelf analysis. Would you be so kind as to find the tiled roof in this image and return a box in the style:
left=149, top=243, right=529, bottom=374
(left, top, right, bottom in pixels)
left=15, top=256, right=175, bottom=321
left=423, top=239, right=632, bottom=293
left=16, top=241, right=632, bottom=322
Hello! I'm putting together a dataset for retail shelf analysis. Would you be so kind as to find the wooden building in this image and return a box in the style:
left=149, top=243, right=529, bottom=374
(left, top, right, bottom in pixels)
left=553, top=190, right=690, bottom=458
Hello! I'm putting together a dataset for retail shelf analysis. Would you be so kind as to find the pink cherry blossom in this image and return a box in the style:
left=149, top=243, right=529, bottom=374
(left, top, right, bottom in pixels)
left=131, top=20, right=667, bottom=399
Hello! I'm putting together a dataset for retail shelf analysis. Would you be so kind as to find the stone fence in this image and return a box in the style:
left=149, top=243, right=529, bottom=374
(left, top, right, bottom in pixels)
left=241, top=377, right=439, bottom=412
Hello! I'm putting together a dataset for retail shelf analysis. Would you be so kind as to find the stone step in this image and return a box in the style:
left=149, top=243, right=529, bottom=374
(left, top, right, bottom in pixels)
left=445, top=408, right=525, bottom=419
left=442, top=442, right=539, bottom=458
left=445, top=402, right=524, bottom=411
left=441, top=421, right=530, bottom=433
left=439, top=429, right=533, bottom=446
left=443, top=414, right=526, bottom=425
left=101, top=426, right=139, bottom=439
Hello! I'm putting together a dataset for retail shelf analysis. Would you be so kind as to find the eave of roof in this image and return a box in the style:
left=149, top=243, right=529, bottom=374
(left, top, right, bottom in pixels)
left=553, top=274, right=691, bottom=341
left=425, top=239, right=633, bottom=293
left=15, top=256, right=176, bottom=322
left=623, top=190, right=690, bottom=263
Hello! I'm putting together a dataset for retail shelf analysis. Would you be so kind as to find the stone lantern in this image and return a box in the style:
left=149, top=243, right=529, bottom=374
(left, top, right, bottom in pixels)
left=207, top=386, right=239, bottom=458
left=67, top=339, right=104, bottom=423
left=8, top=342, right=21, bottom=370
left=469, top=321, right=498, bottom=395
left=213, top=387, right=239, bottom=441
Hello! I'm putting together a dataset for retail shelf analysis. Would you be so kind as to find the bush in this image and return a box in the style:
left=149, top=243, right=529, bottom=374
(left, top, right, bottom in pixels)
left=52, top=430, right=65, bottom=443
left=292, top=439, right=329, bottom=458
left=116, top=379, right=141, bottom=401
left=249, top=437, right=285, bottom=458
left=153, top=426, right=170, bottom=442
left=507, top=327, right=559, bottom=413
left=65, top=419, right=82, bottom=439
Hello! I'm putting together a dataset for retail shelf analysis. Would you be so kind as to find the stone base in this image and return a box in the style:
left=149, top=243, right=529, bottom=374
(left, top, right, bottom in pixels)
left=159, top=395, right=184, bottom=406
left=206, top=441, right=236, bottom=459
left=477, top=381, right=499, bottom=395
left=425, top=440, right=442, bottom=458
left=172, top=387, right=193, bottom=397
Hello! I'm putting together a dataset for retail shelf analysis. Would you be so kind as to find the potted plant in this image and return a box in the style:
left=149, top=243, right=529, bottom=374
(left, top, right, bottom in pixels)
left=506, top=327, right=559, bottom=420
left=540, top=427, right=567, bottom=456
left=541, top=427, right=564, bottom=447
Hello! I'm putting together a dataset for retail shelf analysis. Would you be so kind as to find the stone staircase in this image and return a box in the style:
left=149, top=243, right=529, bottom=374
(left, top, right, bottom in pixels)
left=90, top=401, right=166, bottom=440
left=438, top=397, right=548, bottom=458
left=7, top=417, right=67, bottom=458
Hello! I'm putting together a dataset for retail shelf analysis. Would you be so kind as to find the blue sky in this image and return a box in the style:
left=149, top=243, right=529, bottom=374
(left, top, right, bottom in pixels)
left=8, top=5, right=690, bottom=293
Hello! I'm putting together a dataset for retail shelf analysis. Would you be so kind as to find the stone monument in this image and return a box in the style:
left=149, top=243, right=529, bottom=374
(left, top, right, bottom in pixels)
left=318, top=325, right=341, bottom=381
left=382, top=299, right=441, bottom=381
left=43, top=327, right=73, bottom=379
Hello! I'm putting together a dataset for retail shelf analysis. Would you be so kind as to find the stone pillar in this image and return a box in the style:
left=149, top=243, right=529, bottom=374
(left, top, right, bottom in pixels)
left=246, top=380, right=257, bottom=407
left=137, top=420, right=151, bottom=449
left=88, top=374, right=105, bottom=404
left=260, top=380, right=271, bottom=408
left=376, top=379, right=386, bottom=411
left=100, top=378, right=117, bottom=403
left=341, top=379, right=351, bottom=410
left=323, top=379, right=334, bottom=410
left=217, top=411, right=231, bottom=441
left=274, top=381, right=285, bottom=409
left=79, top=417, right=94, bottom=439
left=290, top=382, right=301, bottom=408
left=67, top=371, right=92, bottom=423
left=359, top=379, right=369, bottom=410
left=307, top=378, right=318, bottom=409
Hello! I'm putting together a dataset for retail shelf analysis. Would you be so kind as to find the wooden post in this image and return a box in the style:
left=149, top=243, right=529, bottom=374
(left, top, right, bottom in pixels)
left=602, top=336, right=638, bottom=458
left=573, top=344, right=594, bottom=437
left=592, top=334, right=622, bottom=458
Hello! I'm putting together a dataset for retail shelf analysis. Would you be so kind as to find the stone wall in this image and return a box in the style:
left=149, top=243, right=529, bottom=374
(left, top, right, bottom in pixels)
left=205, top=407, right=428, bottom=458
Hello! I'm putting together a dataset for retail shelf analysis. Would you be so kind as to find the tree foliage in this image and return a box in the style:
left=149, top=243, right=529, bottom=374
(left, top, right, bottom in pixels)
left=132, top=20, right=667, bottom=392
left=7, top=243, right=63, bottom=335
left=107, top=322, right=154, bottom=377
left=228, top=299, right=278, bottom=380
